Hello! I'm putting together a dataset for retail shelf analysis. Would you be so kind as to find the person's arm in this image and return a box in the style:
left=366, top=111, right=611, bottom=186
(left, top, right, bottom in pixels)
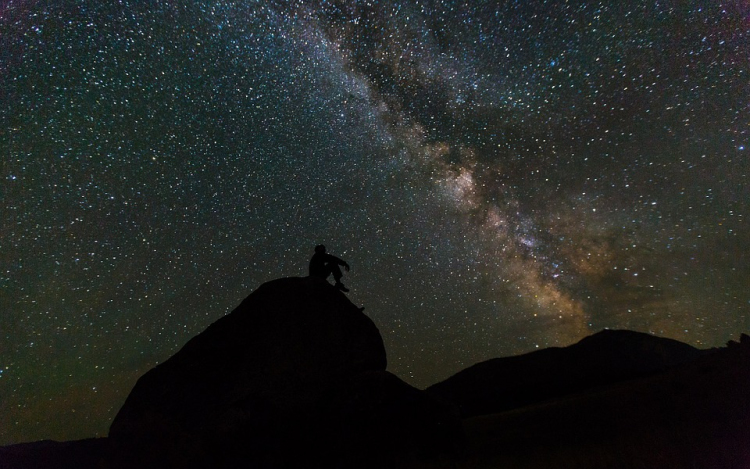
left=328, top=254, right=350, bottom=271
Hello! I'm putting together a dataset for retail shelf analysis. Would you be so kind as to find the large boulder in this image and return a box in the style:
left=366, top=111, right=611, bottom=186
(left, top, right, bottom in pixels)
left=108, top=276, right=461, bottom=468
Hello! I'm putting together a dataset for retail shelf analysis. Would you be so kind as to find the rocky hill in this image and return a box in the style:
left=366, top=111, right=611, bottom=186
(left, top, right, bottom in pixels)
left=457, top=333, right=750, bottom=468
left=107, top=276, right=461, bottom=468
left=426, top=328, right=711, bottom=418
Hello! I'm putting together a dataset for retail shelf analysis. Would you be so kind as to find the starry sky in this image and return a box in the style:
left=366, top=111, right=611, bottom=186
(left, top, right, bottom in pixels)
left=1, top=0, right=748, bottom=445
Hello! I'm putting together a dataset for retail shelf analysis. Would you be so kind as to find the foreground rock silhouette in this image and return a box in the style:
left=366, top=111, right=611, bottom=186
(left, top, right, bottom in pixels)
left=107, top=276, right=461, bottom=468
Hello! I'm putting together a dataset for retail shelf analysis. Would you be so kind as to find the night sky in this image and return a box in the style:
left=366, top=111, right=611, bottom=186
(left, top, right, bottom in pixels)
left=2, top=0, right=748, bottom=445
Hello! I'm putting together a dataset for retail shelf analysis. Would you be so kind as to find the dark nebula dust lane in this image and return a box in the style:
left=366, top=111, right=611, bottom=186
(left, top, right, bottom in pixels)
left=1, top=0, right=748, bottom=444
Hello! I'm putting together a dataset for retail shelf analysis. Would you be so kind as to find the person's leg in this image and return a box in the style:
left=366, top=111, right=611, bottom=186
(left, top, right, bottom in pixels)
left=330, top=264, right=343, bottom=283
left=329, top=264, right=349, bottom=292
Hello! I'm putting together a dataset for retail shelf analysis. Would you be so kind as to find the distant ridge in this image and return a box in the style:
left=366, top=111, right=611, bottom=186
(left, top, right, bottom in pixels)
left=426, top=329, right=710, bottom=418
left=455, top=332, right=750, bottom=468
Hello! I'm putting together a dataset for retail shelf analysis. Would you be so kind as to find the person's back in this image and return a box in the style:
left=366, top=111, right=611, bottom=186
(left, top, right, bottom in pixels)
left=309, top=250, right=330, bottom=278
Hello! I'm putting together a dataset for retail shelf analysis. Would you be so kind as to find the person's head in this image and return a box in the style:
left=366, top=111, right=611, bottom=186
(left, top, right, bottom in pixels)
left=315, top=244, right=326, bottom=254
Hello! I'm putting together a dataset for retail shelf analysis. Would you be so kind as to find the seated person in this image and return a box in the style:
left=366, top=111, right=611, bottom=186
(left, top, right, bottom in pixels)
left=309, top=245, right=350, bottom=292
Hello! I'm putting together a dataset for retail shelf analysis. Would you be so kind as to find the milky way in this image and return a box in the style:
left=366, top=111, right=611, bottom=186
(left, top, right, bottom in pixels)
left=1, top=0, right=748, bottom=444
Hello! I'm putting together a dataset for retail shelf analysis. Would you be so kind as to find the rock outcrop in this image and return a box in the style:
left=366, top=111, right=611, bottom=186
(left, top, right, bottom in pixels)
left=108, top=276, right=461, bottom=468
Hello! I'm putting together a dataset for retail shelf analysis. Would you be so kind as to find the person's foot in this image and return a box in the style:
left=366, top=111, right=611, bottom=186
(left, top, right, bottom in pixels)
left=335, top=282, right=349, bottom=292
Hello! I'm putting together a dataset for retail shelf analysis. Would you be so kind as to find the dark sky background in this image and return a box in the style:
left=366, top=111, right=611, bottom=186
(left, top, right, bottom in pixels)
left=1, top=0, right=748, bottom=444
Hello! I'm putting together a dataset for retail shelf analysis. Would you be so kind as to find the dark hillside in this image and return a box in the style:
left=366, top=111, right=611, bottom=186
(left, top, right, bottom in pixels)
left=427, top=329, right=710, bottom=418
left=459, top=335, right=750, bottom=468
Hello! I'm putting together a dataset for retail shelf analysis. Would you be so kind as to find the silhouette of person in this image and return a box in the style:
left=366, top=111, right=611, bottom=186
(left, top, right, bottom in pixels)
left=309, top=245, right=350, bottom=292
